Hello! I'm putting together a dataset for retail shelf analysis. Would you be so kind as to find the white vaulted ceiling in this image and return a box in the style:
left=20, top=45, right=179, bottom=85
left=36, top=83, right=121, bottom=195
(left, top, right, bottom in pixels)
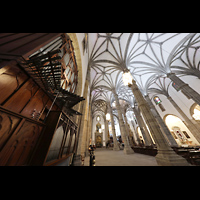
left=88, top=33, right=200, bottom=113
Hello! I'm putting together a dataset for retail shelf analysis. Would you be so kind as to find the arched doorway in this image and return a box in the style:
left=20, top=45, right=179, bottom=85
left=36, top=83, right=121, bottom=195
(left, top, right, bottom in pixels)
left=164, top=114, right=199, bottom=147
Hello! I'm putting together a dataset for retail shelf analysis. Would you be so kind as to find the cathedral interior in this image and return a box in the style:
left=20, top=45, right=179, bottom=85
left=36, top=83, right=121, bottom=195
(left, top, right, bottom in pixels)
left=1, top=33, right=200, bottom=166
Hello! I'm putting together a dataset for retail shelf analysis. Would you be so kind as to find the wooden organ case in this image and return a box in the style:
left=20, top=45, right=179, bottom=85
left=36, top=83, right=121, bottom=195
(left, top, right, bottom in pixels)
left=0, top=33, right=84, bottom=166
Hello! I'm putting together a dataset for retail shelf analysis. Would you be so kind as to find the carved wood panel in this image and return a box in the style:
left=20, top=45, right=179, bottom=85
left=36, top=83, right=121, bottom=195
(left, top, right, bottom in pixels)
left=20, top=88, right=49, bottom=118
left=0, top=120, right=43, bottom=166
left=0, top=64, right=28, bottom=105
left=0, top=112, right=21, bottom=150
left=4, top=79, right=39, bottom=113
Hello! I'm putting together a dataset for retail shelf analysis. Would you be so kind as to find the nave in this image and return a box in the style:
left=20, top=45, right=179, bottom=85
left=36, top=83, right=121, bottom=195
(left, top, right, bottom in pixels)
left=84, top=148, right=158, bottom=166
left=2, top=33, right=200, bottom=166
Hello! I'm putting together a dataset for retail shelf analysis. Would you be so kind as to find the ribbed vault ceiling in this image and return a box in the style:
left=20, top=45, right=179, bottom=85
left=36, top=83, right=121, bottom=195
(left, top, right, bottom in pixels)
left=88, top=33, right=200, bottom=116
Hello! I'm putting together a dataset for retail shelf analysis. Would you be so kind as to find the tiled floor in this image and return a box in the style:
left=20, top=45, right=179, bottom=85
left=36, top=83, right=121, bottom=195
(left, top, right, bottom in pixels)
left=84, top=148, right=158, bottom=166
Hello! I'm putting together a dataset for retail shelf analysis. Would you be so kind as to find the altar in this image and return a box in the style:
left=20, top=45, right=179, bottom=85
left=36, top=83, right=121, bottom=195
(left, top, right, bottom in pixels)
left=95, top=131, right=102, bottom=147
left=95, top=121, right=103, bottom=148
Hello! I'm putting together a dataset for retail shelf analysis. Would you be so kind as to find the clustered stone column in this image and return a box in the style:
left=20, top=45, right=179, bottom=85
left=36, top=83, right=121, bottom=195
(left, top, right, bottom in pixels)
left=104, top=115, right=109, bottom=146
left=122, top=108, right=136, bottom=146
left=76, top=68, right=90, bottom=163
left=113, top=90, right=134, bottom=154
left=108, top=104, right=120, bottom=151
left=132, top=106, right=153, bottom=146
left=85, top=103, right=92, bottom=156
left=128, top=79, right=189, bottom=166
left=144, top=95, right=178, bottom=147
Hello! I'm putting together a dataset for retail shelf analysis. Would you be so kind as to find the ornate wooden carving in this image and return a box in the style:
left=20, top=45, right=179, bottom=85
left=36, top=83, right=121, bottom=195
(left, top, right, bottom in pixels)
left=22, top=34, right=78, bottom=96
left=0, top=112, right=20, bottom=151
left=29, top=111, right=78, bottom=166
left=0, top=33, right=81, bottom=166
left=21, top=88, right=49, bottom=118
left=0, top=120, right=43, bottom=166
left=0, top=107, right=45, bottom=166
left=4, top=79, right=39, bottom=113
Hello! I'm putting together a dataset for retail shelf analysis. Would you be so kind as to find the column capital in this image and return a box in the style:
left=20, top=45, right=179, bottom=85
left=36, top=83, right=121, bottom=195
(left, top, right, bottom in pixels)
left=112, top=90, right=118, bottom=97
left=111, top=87, right=116, bottom=94
left=167, top=72, right=174, bottom=77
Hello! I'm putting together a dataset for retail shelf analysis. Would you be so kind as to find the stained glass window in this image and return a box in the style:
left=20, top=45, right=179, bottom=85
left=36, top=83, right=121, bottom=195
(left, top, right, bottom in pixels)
left=96, top=115, right=101, bottom=122
left=153, top=96, right=162, bottom=105
left=172, top=82, right=180, bottom=91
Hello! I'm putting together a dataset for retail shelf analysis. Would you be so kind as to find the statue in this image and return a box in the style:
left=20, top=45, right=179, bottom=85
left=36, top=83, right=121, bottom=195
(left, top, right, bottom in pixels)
left=96, top=122, right=101, bottom=132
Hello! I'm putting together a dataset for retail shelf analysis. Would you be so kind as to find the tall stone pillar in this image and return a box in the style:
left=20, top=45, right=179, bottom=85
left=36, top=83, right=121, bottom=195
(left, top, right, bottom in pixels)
left=167, top=73, right=200, bottom=106
left=122, top=109, right=132, bottom=137
left=145, top=95, right=178, bottom=147
left=76, top=69, right=90, bottom=160
left=85, top=103, right=92, bottom=156
left=128, top=79, right=189, bottom=165
left=73, top=81, right=89, bottom=165
left=104, top=116, right=109, bottom=145
left=128, top=117, right=140, bottom=145
left=108, top=105, right=120, bottom=151
left=123, top=109, right=135, bottom=147
left=132, top=106, right=153, bottom=146
left=113, top=91, right=134, bottom=154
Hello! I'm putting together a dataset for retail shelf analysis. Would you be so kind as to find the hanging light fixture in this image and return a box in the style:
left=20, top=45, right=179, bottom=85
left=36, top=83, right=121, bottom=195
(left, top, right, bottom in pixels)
left=122, top=71, right=133, bottom=86
left=106, top=113, right=111, bottom=120
left=112, top=101, right=116, bottom=108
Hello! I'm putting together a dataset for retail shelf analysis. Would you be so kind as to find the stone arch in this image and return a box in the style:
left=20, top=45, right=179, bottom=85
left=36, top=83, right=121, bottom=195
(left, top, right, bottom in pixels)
left=66, top=33, right=83, bottom=124
left=190, top=103, right=200, bottom=120
left=163, top=114, right=200, bottom=146
left=67, top=33, right=82, bottom=97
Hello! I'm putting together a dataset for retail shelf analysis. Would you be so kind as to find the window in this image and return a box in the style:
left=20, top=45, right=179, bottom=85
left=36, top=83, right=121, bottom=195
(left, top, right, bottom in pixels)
left=96, top=115, right=101, bottom=122
left=153, top=96, right=162, bottom=105
left=182, top=131, right=190, bottom=139
left=172, top=82, right=180, bottom=91
left=153, top=96, right=165, bottom=112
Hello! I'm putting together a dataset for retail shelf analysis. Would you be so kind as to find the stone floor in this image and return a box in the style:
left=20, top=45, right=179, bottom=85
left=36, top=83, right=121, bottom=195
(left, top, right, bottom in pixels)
left=84, top=148, right=158, bottom=166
